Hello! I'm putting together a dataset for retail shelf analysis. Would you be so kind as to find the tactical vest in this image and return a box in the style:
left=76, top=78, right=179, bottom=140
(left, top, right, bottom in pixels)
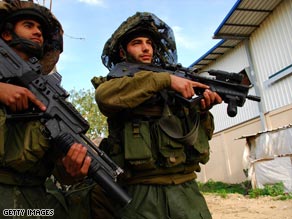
left=99, top=92, right=214, bottom=182
left=92, top=64, right=215, bottom=183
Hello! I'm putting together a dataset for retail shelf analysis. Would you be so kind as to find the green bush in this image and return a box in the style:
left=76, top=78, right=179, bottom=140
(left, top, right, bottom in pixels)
left=248, top=182, right=291, bottom=200
left=198, top=180, right=292, bottom=200
left=198, top=179, right=248, bottom=197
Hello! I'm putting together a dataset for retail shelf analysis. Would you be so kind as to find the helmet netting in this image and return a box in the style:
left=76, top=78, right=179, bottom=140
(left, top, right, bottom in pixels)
left=0, top=0, right=63, bottom=74
left=102, top=12, right=177, bottom=70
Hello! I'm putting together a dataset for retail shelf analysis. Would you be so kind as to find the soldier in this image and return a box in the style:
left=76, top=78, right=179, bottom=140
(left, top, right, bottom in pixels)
left=0, top=1, right=92, bottom=218
left=91, top=12, right=222, bottom=219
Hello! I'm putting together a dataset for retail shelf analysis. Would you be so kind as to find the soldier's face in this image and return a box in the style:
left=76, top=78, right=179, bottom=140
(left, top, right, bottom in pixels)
left=2, top=19, right=44, bottom=47
left=124, top=36, right=153, bottom=64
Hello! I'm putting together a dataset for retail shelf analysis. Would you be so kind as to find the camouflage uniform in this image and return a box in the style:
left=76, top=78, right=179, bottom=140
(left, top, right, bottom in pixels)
left=91, top=12, right=213, bottom=219
left=0, top=1, right=92, bottom=218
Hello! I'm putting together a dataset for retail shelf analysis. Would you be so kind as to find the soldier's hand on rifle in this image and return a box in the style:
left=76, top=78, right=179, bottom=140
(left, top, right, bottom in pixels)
left=200, top=89, right=222, bottom=110
left=0, top=82, right=46, bottom=112
left=62, top=142, right=92, bottom=178
left=170, top=75, right=209, bottom=98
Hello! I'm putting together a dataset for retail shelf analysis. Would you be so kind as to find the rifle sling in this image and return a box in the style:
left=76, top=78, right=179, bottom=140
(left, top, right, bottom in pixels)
left=158, top=104, right=199, bottom=146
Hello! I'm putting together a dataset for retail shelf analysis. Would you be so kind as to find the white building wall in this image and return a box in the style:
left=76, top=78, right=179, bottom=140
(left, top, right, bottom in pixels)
left=204, top=43, right=249, bottom=73
left=249, top=0, right=292, bottom=112
left=200, top=0, right=292, bottom=132
left=197, top=0, right=292, bottom=184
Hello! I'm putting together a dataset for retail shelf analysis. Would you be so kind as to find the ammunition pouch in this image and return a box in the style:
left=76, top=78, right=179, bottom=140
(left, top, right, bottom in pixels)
left=0, top=108, right=54, bottom=183
left=157, top=106, right=199, bottom=167
left=124, top=120, right=156, bottom=170
left=123, top=105, right=205, bottom=171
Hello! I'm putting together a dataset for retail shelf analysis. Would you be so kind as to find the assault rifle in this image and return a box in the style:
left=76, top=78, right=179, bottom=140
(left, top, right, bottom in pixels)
left=110, top=62, right=261, bottom=117
left=0, top=39, right=131, bottom=206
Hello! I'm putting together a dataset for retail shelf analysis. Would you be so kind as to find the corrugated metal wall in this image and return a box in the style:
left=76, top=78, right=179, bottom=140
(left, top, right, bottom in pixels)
left=202, top=0, right=292, bottom=132
left=250, top=0, right=292, bottom=112
left=197, top=0, right=292, bottom=185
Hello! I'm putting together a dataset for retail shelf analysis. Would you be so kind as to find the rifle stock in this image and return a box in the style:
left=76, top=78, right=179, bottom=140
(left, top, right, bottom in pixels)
left=0, top=38, right=131, bottom=206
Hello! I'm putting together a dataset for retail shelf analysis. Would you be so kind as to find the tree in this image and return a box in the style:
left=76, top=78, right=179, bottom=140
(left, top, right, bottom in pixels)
left=68, top=88, right=108, bottom=140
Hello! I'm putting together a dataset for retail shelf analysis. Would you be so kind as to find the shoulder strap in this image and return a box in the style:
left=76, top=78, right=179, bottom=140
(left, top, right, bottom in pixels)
left=107, top=62, right=165, bottom=78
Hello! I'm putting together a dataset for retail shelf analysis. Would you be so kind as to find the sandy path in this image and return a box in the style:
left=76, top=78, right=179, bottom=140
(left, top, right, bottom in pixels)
left=205, top=193, right=292, bottom=219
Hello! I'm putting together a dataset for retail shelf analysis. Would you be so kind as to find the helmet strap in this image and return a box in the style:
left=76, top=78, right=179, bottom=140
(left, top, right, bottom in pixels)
left=7, top=31, right=44, bottom=59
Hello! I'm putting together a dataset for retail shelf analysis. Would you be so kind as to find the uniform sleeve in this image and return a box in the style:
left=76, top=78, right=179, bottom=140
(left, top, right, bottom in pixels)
left=95, top=70, right=171, bottom=117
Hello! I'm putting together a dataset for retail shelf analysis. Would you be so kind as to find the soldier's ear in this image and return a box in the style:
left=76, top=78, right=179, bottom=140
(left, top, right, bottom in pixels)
left=119, top=48, right=126, bottom=59
left=1, top=30, right=12, bottom=41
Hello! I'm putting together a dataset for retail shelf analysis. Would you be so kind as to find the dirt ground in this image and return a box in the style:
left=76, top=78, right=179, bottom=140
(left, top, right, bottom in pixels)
left=204, top=193, right=292, bottom=219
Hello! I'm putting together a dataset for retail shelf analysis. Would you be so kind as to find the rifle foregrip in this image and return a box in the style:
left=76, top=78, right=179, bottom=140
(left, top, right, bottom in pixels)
left=54, top=133, right=131, bottom=206
left=227, top=99, right=237, bottom=117
left=55, top=132, right=74, bottom=154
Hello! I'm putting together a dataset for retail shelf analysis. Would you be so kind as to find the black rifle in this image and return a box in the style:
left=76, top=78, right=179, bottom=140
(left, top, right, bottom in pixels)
left=0, top=38, right=131, bottom=206
left=110, top=62, right=261, bottom=117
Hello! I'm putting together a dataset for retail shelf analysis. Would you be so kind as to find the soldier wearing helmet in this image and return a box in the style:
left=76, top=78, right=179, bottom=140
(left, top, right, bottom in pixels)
left=91, top=12, right=222, bottom=219
left=0, top=1, right=93, bottom=218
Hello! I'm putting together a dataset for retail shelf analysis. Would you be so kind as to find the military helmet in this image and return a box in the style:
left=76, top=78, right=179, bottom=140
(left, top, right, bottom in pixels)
left=0, top=0, right=63, bottom=74
left=102, top=12, right=177, bottom=70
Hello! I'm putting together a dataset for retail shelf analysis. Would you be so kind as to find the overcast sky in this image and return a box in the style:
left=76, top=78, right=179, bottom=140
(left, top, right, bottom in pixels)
left=40, top=0, right=237, bottom=91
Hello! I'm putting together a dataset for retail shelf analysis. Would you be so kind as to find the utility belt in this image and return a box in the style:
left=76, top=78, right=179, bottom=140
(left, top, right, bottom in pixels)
left=0, top=167, right=45, bottom=186
left=131, top=105, right=163, bottom=117
left=125, top=169, right=197, bottom=185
